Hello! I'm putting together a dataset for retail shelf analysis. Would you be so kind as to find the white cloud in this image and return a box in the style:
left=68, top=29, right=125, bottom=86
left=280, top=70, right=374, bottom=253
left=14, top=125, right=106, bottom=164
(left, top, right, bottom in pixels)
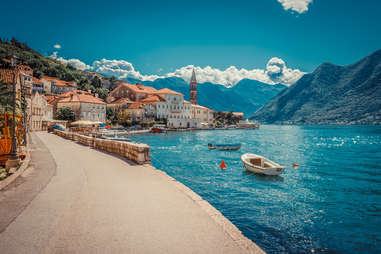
left=92, top=59, right=160, bottom=81
left=54, top=44, right=61, bottom=49
left=47, top=51, right=305, bottom=86
left=277, top=0, right=312, bottom=13
left=92, top=57, right=305, bottom=87
left=49, top=52, right=91, bottom=71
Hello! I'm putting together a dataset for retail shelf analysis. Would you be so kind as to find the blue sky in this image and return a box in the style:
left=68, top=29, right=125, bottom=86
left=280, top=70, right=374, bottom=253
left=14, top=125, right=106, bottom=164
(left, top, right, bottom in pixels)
left=1, top=0, right=380, bottom=85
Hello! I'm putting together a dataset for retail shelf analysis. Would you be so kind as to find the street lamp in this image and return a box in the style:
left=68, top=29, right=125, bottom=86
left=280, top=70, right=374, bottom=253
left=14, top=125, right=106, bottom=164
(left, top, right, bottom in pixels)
left=5, top=57, right=20, bottom=170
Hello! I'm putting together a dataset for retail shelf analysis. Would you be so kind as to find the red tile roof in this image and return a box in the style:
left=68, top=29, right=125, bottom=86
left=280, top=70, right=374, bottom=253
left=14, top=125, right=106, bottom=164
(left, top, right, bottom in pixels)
left=120, top=83, right=157, bottom=94
left=140, top=94, right=165, bottom=103
left=32, top=77, right=43, bottom=84
left=109, top=98, right=134, bottom=104
left=154, top=88, right=183, bottom=96
left=127, top=102, right=145, bottom=109
left=192, top=104, right=212, bottom=110
left=17, top=65, right=33, bottom=72
left=58, top=90, right=106, bottom=105
left=19, top=70, right=32, bottom=77
left=41, top=76, right=75, bottom=87
left=45, top=95, right=60, bottom=103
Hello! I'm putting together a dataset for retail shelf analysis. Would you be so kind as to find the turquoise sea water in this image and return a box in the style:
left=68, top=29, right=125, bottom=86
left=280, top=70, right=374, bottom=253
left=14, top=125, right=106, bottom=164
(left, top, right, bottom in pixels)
left=130, top=126, right=381, bottom=254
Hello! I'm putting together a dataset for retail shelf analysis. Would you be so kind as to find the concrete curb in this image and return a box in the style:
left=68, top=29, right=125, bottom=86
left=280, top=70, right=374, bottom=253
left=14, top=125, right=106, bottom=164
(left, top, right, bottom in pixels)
left=145, top=165, right=266, bottom=254
left=0, top=149, right=31, bottom=191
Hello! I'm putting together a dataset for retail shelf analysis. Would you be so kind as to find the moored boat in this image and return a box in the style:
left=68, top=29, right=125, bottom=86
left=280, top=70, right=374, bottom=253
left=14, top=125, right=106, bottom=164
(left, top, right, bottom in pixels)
left=241, top=153, right=285, bottom=175
left=151, top=124, right=166, bottom=133
left=208, top=143, right=241, bottom=151
left=100, top=136, right=131, bottom=142
left=237, top=119, right=259, bottom=129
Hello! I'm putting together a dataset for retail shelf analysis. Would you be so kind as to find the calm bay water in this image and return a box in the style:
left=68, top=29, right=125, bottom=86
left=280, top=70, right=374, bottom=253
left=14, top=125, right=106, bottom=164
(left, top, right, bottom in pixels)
left=130, top=125, right=381, bottom=254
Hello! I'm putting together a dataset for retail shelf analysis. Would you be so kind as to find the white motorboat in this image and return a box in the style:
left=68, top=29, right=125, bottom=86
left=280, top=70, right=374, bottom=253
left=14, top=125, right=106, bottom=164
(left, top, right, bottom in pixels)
left=241, top=153, right=285, bottom=176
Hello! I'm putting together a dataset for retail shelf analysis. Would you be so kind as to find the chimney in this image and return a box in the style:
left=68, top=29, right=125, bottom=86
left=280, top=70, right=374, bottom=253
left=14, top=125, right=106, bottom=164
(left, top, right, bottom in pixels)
left=95, top=93, right=99, bottom=98
left=88, top=90, right=91, bottom=94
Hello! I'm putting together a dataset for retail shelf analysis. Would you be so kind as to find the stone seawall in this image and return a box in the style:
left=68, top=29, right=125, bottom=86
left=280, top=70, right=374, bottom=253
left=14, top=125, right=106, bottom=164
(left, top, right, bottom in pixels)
left=53, top=130, right=150, bottom=164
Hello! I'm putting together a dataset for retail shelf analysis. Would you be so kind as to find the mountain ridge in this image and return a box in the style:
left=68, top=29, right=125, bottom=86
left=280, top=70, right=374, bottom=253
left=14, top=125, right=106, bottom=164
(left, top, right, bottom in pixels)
left=250, top=49, right=381, bottom=125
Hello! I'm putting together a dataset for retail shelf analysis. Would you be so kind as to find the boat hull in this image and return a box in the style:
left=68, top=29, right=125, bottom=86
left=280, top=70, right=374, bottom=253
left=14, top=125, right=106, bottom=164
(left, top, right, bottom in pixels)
left=242, top=162, right=285, bottom=175
left=241, top=153, right=285, bottom=176
left=208, top=143, right=241, bottom=151
left=151, top=128, right=165, bottom=133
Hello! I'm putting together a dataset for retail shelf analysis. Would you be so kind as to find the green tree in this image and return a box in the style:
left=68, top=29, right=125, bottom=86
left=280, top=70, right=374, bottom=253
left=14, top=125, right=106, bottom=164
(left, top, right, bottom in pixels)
left=56, top=107, right=75, bottom=121
left=106, top=107, right=118, bottom=125
left=117, top=110, right=132, bottom=127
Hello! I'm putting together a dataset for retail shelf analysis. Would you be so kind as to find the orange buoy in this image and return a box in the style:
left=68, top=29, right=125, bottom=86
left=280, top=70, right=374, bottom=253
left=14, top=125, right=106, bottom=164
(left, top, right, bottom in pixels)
left=292, top=163, right=299, bottom=167
left=219, top=160, right=227, bottom=169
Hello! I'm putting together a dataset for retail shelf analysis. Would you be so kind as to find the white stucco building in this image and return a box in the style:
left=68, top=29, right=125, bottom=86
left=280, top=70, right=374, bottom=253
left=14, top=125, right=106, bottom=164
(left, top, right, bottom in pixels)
left=153, top=89, right=200, bottom=128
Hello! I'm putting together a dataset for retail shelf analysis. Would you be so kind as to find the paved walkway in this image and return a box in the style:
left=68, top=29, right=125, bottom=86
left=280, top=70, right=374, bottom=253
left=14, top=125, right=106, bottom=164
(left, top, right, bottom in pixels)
left=0, top=132, right=263, bottom=254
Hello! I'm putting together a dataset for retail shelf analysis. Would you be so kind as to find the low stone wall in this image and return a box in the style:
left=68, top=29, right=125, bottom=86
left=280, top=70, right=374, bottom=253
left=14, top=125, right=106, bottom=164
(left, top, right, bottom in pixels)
left=53, top=130, right=150, bottom=164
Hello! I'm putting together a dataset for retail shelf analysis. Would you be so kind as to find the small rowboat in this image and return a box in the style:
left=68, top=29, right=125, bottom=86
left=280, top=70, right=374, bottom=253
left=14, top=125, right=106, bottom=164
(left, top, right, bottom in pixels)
left=241, top=153, right=285, bottom=176
left=208, top=143, right=241, bottom=151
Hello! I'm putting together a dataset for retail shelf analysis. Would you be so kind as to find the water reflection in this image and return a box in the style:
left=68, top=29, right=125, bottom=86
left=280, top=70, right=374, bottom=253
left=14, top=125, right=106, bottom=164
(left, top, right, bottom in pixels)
left=242, top=170, right=285, bottom=182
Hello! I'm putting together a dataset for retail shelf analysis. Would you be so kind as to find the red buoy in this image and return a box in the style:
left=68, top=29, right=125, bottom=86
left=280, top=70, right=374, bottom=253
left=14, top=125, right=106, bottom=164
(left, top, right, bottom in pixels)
left=219, top=160, right=227, bottom=169
left=292, top=163, right=299, bottom=167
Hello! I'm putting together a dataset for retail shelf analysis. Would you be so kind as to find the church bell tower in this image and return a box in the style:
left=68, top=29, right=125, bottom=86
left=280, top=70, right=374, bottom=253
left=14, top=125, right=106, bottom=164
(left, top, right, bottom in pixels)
left=190, top=68, right=197, bottom=105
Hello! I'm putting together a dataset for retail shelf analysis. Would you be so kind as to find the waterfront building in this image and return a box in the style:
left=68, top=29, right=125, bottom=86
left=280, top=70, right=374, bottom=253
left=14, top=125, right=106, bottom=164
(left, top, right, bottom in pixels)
left=44, top=94, right=61, bottom=117
left=41, top=76, right=77, bottom=94
left=190, top=68, right=197, bottom=105
left=32, top=77, right=44, bottom=94
left=106, top=83, right=157, bottom=103
left=57, top=90, right=106, bottom=122
left=30, top=92, right=47, bottom=131
left=191, top=104, right=214, bottom=128
left=153, top=89, right=200, bottom=128
left=107, top=98, right=134, bottom=113
left=125, top=102, right=149, bottom=122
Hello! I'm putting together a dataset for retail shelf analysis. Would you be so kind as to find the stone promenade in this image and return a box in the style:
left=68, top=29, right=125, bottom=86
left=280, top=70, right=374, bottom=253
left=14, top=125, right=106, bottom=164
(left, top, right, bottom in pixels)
left=0, top=132, right=264, bottom=254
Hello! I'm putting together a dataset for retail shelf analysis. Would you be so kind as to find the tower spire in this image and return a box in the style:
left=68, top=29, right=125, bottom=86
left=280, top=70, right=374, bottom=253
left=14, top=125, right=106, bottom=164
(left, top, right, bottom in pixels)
left=190, top=67, right=197, bottom=105
left=191, top=68, right=197, bottom=83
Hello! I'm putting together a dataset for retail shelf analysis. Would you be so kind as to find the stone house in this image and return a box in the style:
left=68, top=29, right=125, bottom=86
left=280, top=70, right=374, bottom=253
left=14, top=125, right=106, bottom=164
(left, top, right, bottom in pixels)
left=106, top=83, right=157, bottom=103
left=41, top=76, right=77, bottom=94
left=57, top=90, right=106, bottom=122
left=30, top=92, right=47, bottom=131
left=191, top=104, right=214, bottom=128
left=32, top=77, right=44, bottom=94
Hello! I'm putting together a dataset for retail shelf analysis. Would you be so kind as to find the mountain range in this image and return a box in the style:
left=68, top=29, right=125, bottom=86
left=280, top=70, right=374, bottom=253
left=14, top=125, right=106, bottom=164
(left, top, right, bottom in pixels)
left=250, top=49, right=381, bottom=125
left=127, top=77, right=287, bottom=116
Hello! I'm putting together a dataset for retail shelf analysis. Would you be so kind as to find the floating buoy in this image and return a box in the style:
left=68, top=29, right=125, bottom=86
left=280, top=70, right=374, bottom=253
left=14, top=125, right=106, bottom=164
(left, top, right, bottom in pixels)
left=292, top=163, right=299, bottom=167
left=219, top=160, right=227, bottom=169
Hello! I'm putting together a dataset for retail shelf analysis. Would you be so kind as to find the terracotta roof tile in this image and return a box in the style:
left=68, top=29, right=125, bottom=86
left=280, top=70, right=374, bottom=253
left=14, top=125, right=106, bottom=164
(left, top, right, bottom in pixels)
left=127, top=102, right=145, bottom=109
left=120, top=83, right=158, bottom=94
left=110, top=98, right=134, bottom=104
left=58, top=90, right=106, bottom=105
left=41, top=76, right=76, bottom=87
left=32, top=77, right=43, bottom=84
left=140, top=94, right=165, bottom=103
left=153, top=88, right=183, bottom=96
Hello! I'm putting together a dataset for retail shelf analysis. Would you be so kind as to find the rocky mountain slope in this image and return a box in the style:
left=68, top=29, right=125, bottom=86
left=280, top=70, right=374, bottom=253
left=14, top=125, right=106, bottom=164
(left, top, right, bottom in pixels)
left=250, top=49, right=381, bottom=125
